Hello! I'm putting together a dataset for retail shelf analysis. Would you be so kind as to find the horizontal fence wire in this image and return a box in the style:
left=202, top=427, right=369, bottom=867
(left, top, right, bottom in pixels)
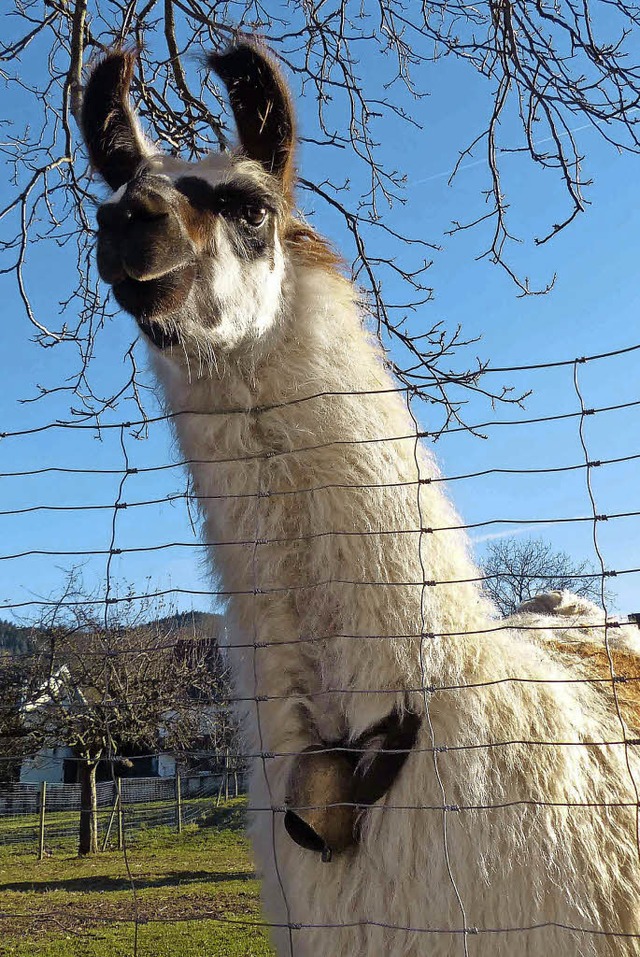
left=1, top=339, right=639, bottom=441
left=0, top=771, right=247, bottom=848
left=1, top=338, right=639, bottom=952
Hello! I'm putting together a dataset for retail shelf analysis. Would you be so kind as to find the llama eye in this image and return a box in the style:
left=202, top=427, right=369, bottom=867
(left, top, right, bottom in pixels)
left=241, top=206, right=268, bottom=228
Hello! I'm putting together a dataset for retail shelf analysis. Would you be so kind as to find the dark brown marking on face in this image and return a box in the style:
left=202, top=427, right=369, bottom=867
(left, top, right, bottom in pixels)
left=93, top=174, right=197, bottom=328
left=208, top=43, right=296, bottom=203
left=175, top=176, right=276, bottom=217
left=96, top=183, right=192, bottom=284
left=81, top=50, right=146, bottom=191
left=175, top=176, right=277, bottom=261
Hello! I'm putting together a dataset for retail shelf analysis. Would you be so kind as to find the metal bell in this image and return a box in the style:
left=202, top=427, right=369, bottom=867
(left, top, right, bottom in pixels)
left=284, top=745, right=358, bottom=861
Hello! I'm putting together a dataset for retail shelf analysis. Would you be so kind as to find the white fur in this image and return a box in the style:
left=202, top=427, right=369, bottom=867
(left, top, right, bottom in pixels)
left=139, top=243, right=640, bottom=957
left=135, top=155, right=289, bottom=365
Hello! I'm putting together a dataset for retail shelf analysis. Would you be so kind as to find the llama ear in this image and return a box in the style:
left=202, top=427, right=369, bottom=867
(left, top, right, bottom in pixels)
left=208, top=43, right=295, bottom=199
left=81, top=51, right=149, bottom=192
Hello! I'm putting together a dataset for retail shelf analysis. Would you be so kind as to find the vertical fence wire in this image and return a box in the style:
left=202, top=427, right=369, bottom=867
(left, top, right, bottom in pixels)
left=0, top=342, right=639, bottom=950
left=252, top=450, right=296, bottom=956
left=573, top=359, right=640, bottom=860
left=408, top=390, right=472, bottom=955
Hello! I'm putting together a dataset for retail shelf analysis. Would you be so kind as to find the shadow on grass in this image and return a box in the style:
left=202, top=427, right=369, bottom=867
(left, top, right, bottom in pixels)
left=1, top=870, right=255, bottom=895
left=198, top=803, right=248, bottom=832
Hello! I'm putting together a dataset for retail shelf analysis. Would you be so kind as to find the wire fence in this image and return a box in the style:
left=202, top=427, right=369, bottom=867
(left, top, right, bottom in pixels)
left=1, top=337, right=639, bottom=957
left=0, top=769, right=246, bottom=853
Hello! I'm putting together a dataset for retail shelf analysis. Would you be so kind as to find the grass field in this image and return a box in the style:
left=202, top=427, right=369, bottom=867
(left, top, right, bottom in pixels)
left=0, top=799, right=276, bottom=957
left=0, top=793, right=226, bottom=848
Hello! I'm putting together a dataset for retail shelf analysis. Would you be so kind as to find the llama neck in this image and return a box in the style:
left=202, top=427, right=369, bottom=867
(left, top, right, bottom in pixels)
left=154, top=264, right=487, bottom=697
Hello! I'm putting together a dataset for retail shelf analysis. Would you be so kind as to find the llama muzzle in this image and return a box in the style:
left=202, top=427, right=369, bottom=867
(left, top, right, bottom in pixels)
left=96, top=184, right=193, bottom=285
left=94, top=179, right=196, bottom=330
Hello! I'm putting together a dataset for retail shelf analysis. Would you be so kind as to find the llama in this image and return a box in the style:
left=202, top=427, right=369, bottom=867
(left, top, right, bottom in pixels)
left=81, top=42, right=640, bottom=956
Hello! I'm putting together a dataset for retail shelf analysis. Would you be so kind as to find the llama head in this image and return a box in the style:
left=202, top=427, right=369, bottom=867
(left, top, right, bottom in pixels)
left=81, top=43, right=300, bottom=358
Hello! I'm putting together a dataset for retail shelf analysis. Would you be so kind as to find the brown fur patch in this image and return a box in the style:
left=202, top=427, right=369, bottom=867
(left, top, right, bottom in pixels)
left=176, top=194, right=216, bottom=251
left=552, top=639, right=640, bottom=734
left=284, top=220, right=344, bottom=273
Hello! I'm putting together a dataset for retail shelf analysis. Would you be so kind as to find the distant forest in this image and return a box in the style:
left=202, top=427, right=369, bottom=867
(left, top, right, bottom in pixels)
left=0, top=620, right=35, bottom=657
left=0, top=611, right=222, bottom=658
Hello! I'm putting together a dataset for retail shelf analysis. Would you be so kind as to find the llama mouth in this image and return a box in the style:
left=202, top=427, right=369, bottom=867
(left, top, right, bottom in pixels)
left=111, top=263, right=196, bottom=346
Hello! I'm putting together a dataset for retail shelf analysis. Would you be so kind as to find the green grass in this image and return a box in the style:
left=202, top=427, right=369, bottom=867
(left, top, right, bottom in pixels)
left=0, top=794, right=221, bottom=848
left=0, top=799, right=276, bottom=957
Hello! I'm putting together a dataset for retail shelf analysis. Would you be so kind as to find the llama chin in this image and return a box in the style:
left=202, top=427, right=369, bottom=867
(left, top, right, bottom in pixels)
left=81, top=40, right=640, bottom=957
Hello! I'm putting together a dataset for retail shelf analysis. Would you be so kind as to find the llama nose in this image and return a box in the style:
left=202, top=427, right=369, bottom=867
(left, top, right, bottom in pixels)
left=96, top=190, right=170, bottom=232
left=96, top=188, right=191, bottom=284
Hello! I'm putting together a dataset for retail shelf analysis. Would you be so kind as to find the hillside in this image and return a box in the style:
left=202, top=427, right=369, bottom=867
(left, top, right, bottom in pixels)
left=0, top=620, right=36, bottom=657
left=0, top=611, right=223, bottom=658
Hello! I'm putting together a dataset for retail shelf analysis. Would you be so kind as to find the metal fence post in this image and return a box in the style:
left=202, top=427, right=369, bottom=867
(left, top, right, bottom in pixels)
left=175, top=774, right=182, bottom=834
left=116, top=778, right=123, bottom=850
left=37, top=781, right=47, bottom=861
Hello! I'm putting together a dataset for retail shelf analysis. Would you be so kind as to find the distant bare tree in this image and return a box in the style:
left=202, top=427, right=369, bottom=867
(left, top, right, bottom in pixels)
left=1, top=575, right=229, bottom=855
left=3, top=2, right=640, bottom=430
left=482, top=535, right=603, bottom=617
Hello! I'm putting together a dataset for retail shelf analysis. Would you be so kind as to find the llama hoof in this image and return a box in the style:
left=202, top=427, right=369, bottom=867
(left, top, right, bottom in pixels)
left=284, top=745, right=358, bottom=859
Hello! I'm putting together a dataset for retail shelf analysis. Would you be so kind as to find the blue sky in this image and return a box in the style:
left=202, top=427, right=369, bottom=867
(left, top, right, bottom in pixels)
left=0, top=10, right=638, bottom=622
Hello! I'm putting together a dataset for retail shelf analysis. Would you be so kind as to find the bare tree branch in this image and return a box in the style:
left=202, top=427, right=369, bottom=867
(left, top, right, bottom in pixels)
left=481, top=535, right=609, bottom=616
left=2, top=1, right=639, bottom=425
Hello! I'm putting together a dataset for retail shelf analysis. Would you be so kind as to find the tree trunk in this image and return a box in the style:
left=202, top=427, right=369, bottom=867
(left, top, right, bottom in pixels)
left=78, top=760, right=99, bottom=856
